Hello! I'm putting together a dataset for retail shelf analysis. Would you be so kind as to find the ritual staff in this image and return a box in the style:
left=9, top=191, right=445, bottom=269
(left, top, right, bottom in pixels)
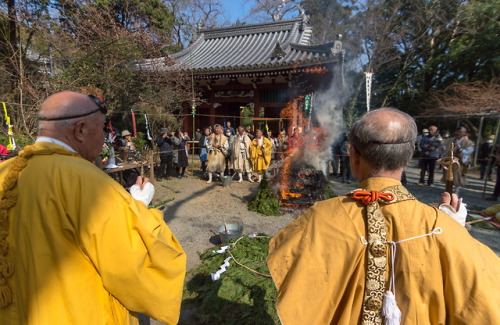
left=231, top=126, right=253, bottom=182
left=206, top=124, right=228, bottom=184
left=249, top=129, right=272, bottom=182
left=224, top=128, right=234, bottom=176
left=268, top=108, right=500, bottom=324
left=440, top=126, right=474, bottom=195
left=0, top=91, right=186, bottom=325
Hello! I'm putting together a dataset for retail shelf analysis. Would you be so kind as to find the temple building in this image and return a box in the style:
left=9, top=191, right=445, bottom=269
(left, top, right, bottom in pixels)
left=171, top=14, right=345, bottom=134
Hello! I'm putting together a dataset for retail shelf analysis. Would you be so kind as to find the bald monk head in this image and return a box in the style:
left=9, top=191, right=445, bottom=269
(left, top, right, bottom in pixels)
left=348, top=107, right=417, bottom=182
left=38, top=91, right=107, bottom=162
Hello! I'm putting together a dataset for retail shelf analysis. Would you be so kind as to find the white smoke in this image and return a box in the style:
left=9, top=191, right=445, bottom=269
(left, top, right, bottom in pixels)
left=289, top=84, right=345, bottom=174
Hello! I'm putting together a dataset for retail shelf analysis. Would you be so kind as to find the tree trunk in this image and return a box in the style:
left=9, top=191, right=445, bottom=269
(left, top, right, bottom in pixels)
left=8, top=0, right=16, bottom=54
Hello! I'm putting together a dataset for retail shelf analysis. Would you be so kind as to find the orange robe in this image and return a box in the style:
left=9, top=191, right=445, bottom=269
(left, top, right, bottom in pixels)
left=268, top=177, right=500, bottom=324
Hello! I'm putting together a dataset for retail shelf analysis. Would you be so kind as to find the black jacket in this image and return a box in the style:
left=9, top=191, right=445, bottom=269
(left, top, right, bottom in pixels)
left=155, top=135, right=173, bottom=159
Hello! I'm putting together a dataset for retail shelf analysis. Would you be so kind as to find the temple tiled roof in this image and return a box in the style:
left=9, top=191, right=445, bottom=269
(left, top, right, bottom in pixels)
left=171, top=16, right=344, bottom=75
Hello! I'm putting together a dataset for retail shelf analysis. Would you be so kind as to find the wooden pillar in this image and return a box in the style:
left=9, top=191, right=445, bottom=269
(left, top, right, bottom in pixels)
left=253, top=89, right=260, bottom=131
left=182, top=103, right=191, bottom=135
left=474, top=116, right=484, bottom=165
left=209, top=90, right=216, bottom=127
left=149, top=150, right=155, bottom=185
left=209, top=105, right=216, bottom=128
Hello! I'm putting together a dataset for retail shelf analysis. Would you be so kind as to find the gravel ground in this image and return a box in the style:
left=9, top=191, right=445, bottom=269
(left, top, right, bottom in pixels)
left=139, top=157, right=500, bottom=325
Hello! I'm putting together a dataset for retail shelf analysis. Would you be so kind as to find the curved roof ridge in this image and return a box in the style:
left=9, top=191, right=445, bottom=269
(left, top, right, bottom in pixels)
left=172, top=35, right=205, bottom=59
left=290, top=42, right=335, bottom=54
left=298, top=25, right=313, bottom=45
left=279, top=20, right=302, bottom=50
left=200, top=17, right=304, bottom=40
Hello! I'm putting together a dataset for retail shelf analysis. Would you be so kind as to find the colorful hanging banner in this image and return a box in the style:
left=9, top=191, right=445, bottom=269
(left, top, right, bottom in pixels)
left=131, top=110, right=137, bottom=137
left=144, top=114, right=152, bottom=140
left=2, top=102, right=16, bottom=150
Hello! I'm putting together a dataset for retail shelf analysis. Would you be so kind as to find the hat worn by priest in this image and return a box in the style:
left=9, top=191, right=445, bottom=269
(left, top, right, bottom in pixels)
left=268, top=107, right=500, bottom=325
left=122, top=129, right=132, bottom=137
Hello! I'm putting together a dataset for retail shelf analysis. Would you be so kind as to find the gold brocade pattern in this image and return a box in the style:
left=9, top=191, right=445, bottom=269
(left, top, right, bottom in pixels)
left=0, top=144, right=79, bottom=308
left=351, top=185, right=415, bottom=325
left=0, top=145, right=34, bottom=307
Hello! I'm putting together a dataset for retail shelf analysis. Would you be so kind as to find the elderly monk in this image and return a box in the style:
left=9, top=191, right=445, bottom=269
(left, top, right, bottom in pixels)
left=206, top=124, right=228, bottom=184
left=268, top=108, right=500, bottom=325
left=249, top=129, right=272, bottom=182
left=0, top=91, right=186, bottom=325
left=231, top=126, right=253, bottom=183
left=440, top=126, right=474, bottom=195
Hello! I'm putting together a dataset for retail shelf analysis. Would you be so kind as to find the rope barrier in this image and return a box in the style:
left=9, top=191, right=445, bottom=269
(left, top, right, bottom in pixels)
left=223, top=236, right=271, bottom=278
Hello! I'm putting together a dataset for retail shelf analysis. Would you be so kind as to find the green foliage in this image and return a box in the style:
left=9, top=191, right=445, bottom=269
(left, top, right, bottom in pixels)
left=247, top=177, right=281, bottom=216
left=466, top=215, right=498, bottom=231
left=183, top=235, right=279, bottom=325
left=240, top=104, right=254, bottom=128
left=0, top=134, right=34, bottom=149
left=132, top=131, right=148, bottom=150
left=323, top=183, right=337, bottom=200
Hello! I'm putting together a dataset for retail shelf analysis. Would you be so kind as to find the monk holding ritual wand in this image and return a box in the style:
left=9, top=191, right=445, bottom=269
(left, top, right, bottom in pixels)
left=439, top=143, right=461, bottom=195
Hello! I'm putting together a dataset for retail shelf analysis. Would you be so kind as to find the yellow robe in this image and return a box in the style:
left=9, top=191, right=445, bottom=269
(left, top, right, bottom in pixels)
left=0, top=142, right=186, bottom=325
left=249, top=137, right=272, bottom=173
left=268, top=177, right=500, bottom=324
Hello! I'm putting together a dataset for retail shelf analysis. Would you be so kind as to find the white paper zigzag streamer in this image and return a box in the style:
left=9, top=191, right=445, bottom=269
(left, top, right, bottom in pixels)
left=211, top=257, right=233, bottom=281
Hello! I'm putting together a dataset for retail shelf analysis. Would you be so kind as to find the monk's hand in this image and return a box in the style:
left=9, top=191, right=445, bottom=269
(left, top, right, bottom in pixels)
left=141, top=177, right=150, bottom=190
left=440, top=192, right=460, bottom=211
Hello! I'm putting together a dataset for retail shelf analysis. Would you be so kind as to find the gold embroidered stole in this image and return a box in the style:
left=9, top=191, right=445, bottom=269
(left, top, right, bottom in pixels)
left=353, top=185, right=415, bottom=325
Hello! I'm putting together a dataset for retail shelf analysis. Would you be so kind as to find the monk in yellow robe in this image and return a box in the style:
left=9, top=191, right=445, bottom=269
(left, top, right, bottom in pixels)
left=0, top=92, right=186, bottom=325
left=249, top=129, right=272, bottom=182
left=268, top=108, right=500, bottom=324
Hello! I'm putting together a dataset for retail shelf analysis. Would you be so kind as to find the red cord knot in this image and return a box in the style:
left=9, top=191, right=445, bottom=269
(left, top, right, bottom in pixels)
left=351, top=190, right=395, bottom=205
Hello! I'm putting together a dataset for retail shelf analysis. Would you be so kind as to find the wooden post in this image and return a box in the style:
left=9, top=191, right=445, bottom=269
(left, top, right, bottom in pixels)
left=482, top=115, right=500, bottom=198
left=149, top=150, right=154, bottom=184
left=473, top=116, right=484, bottom=165
left=254, top=89, right=261, bottom=131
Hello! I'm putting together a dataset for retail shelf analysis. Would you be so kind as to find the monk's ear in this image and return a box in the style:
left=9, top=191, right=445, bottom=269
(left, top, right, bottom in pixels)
left=73, top=120, right=86, bottom=143
left=349, top=144, right=360, bottom=166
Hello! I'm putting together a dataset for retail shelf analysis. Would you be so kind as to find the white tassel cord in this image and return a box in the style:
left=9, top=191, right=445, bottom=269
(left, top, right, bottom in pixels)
left=361, top=228, right=443, bottom=325
left=383, top=291, right=402, bottom=325
left=382, top=242, right=402, bottom=325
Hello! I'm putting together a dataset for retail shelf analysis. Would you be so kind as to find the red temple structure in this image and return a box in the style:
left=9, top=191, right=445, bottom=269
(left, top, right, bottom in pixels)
left=171, top=14, right=345, bottom=135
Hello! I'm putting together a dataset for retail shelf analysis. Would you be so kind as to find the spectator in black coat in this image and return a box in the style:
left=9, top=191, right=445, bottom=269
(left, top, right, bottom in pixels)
left=479, top=135, right=495, bottom=181
left=155, top=128, right=173, bottom=181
